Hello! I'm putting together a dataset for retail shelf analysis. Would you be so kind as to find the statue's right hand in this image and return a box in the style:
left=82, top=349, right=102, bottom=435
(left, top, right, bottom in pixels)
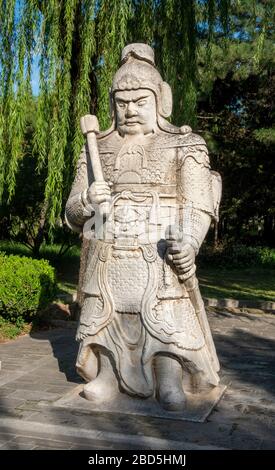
left=87, top=182, right=111, bottom=207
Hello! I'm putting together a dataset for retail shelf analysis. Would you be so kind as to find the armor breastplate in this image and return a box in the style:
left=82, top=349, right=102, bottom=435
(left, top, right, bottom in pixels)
left=100, top=141, right=177, bottom=186
left=99, top=142, right=181, bottom=244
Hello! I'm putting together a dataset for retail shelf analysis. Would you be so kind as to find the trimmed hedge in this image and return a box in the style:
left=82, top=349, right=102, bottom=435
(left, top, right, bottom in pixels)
left=0, top=252, right=57, bottom=322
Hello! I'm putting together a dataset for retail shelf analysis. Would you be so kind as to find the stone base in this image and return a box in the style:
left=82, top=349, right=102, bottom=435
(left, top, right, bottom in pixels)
left=53, top=384, right=226, bottom=423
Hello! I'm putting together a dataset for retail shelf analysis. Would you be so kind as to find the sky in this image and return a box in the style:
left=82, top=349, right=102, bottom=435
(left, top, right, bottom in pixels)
left=31, top=55, right=40, bottom=96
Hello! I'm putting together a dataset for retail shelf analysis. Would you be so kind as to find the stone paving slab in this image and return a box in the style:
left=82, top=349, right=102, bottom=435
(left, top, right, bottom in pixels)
left=1, top=309, right=275, bottom=449
left=0, top=417, right=225, bottom=450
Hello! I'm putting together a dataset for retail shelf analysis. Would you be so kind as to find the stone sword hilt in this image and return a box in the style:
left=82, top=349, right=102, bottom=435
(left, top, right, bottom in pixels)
left=80, top=114, right=109, bottom=216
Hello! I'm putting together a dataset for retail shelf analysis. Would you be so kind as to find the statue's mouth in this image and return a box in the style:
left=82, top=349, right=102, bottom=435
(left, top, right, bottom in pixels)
left=125, top=120, right=139, bottom=126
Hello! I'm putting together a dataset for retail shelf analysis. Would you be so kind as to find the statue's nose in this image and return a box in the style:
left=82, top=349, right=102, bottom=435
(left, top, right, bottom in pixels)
left=126, top=102, right=137, bottom=117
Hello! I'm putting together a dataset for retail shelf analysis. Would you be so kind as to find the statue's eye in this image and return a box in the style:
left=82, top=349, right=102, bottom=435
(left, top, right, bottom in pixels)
left=137, top=100, right=147, bottom=107
left=118, top=102, right=126, bottom=108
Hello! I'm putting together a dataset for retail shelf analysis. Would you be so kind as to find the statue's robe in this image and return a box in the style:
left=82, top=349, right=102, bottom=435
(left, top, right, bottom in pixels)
left=65, top=127, right=220, bottom=397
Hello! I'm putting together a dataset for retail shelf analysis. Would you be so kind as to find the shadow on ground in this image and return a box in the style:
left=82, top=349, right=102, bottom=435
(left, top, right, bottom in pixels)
left=1, top=311, right=275, bottom=449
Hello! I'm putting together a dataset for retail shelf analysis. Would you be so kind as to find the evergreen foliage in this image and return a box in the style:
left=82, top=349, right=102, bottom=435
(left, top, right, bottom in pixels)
left=0, top=0, right=232, bottom=231
left=196, top=0, right=275, bottom=245
left=0, top=0, right=274, bottom=246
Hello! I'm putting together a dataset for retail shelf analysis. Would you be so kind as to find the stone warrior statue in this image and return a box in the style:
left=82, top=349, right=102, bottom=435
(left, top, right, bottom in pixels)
left=65, top=43, right=222, bottom=411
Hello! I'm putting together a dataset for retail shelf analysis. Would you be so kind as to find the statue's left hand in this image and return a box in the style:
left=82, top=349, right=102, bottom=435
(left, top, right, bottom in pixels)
left=166, top=242, right=196, bottom=275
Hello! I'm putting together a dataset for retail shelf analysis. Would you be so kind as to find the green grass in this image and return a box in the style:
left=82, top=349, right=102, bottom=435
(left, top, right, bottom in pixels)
left=0, top=240, right=80, bottom=284
left=0, top=240, right=80, bottom=261
left=198, top=267, right=275, bottom=302
left=0, top=316, right=31, bottom=341
left=57, top=261, right=275, bottom=304
left=1, top=240, right=274, bottom=313
left=0, top=240, right=32, bottom=256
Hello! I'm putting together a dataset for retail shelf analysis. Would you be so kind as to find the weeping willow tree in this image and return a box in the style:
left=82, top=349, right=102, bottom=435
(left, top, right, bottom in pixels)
left=2, top=0, right=270, bottom=249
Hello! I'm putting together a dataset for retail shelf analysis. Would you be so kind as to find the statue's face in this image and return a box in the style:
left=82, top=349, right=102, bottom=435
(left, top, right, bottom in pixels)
left=114, top=89, right=157, bottom=136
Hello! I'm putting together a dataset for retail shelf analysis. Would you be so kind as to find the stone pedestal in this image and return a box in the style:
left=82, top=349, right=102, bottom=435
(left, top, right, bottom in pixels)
left=54, top=384, right=226, bottom=423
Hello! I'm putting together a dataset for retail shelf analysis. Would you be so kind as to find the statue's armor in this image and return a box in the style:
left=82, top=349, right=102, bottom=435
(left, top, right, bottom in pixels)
left=65, top=129, right=220, bottom=397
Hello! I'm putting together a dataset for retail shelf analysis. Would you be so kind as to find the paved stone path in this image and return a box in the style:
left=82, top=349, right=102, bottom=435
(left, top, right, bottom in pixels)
left=1, top=309, right=275, bottom=450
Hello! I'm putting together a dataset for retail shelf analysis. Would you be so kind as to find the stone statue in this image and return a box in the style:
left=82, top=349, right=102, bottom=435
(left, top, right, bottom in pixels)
left=65, top=43, right=222, bottom=412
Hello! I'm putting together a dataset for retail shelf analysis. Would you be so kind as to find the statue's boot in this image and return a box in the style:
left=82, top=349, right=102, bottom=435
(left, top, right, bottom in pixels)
left=191, top=371, right=215, bottom=394
left=83, top=354, right=118, bottom=403
left=155, top=356, right=186, bottom=411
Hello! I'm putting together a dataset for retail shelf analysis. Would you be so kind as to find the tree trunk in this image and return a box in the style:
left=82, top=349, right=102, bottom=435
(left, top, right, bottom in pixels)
left=263, top=215, right=275, bottom=247
left=32, top=201, right=48, bottom=257
left=213, top=220, right=219, bottom=248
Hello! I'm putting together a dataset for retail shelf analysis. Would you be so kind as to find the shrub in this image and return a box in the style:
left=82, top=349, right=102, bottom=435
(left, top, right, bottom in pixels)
left=0, top=252, right=57, bottom=322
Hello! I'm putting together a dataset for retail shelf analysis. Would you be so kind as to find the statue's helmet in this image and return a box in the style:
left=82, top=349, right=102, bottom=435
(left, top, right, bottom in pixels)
left=110, top=43, right=173, bottom=119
